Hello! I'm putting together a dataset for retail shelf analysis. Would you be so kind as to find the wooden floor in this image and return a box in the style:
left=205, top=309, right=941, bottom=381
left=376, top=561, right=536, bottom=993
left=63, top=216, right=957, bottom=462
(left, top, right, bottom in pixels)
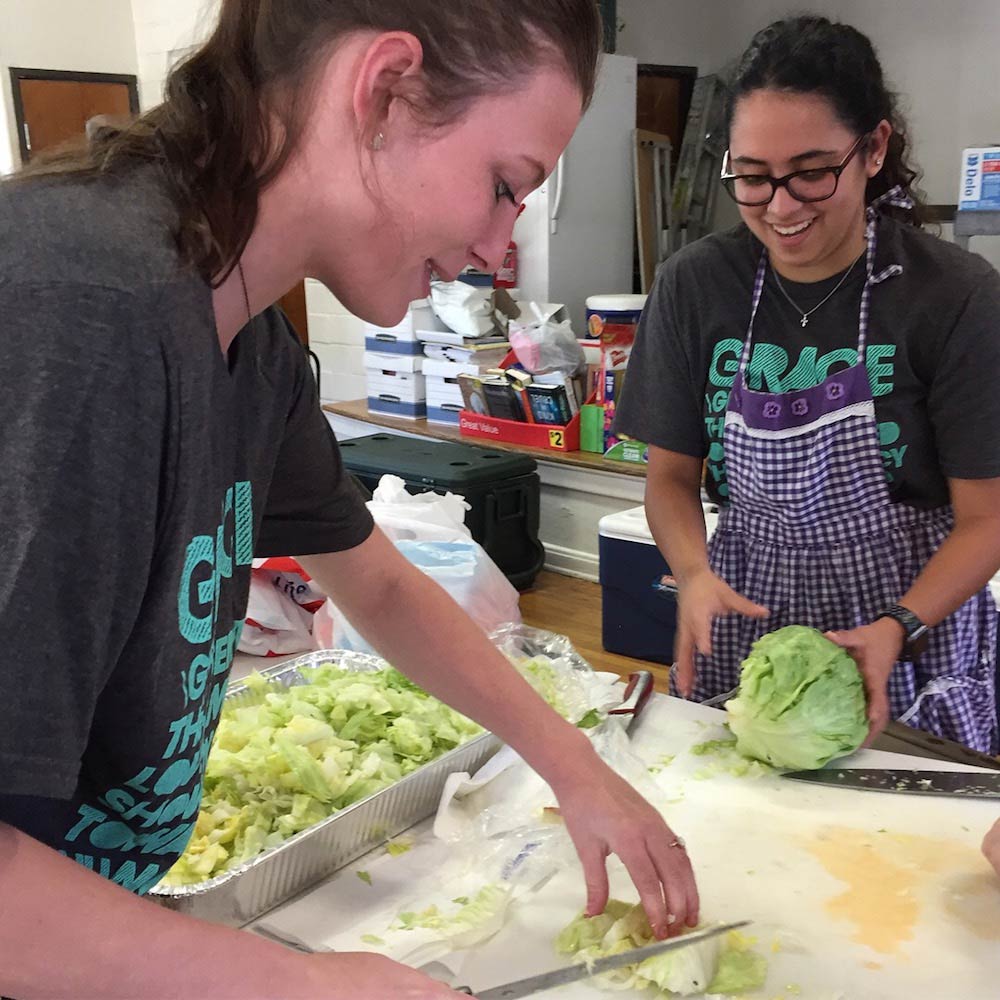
left=518, top=570, right=673, bottom=692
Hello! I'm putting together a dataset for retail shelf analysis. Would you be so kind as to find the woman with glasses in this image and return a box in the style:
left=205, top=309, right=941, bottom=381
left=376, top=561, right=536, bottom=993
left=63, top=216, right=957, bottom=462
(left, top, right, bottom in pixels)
left=615, top=15, right=1000, bottom=754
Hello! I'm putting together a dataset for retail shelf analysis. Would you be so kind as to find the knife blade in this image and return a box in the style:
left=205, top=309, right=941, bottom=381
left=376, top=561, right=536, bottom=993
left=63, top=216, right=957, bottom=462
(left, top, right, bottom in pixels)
left=783, top=767, right=1000, bottom=799
left=457, top=921, right=749, bottom=999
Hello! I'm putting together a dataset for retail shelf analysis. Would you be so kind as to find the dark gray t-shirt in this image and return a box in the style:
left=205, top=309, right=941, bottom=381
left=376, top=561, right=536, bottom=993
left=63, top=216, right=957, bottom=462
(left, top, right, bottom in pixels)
left=615, top=217, right=1000, bottom=507
left=0, top=168, right=374, bottom=892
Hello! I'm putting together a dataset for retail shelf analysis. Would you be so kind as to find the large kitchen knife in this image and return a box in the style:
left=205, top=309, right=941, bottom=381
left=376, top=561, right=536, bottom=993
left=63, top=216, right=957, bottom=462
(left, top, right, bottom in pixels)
left=783, top=767, right=1000, bottom=799
left=456, top=921, right=749, bottom=999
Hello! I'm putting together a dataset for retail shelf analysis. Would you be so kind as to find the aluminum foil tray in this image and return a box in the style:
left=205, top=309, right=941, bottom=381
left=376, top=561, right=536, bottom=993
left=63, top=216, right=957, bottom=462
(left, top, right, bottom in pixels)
left=150, top=649, right=500, bottom=926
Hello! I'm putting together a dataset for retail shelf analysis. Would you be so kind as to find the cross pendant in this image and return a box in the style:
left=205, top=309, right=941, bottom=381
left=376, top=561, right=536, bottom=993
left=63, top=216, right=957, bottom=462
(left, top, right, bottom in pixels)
left=800, top=314, right=809, bottom=328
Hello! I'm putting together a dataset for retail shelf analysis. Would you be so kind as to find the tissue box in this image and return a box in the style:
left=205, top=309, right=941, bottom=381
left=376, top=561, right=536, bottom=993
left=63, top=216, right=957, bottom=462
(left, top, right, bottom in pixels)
left=958, top=147, right=1000, bottom=211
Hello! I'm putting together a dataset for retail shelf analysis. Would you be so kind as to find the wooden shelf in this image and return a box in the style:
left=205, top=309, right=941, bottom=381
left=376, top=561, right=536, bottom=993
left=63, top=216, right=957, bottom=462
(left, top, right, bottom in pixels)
left=323, top=399, right=648, bottom=478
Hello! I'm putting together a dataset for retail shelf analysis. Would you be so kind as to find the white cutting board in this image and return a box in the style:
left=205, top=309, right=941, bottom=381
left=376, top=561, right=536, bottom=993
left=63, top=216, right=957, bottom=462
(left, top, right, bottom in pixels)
left=261, top=696, right=1000, bottom=999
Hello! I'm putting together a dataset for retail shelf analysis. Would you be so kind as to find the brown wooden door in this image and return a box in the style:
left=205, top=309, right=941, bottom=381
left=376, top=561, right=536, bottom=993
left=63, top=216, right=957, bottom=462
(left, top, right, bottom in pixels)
left=12, top=70, right=138, bottom=163
left=636, top=67, right=696, bottom=171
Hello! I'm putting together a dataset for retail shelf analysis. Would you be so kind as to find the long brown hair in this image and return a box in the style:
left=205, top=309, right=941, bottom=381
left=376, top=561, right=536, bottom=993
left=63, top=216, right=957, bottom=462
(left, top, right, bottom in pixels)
left=16, top=0, right=602, bottom=285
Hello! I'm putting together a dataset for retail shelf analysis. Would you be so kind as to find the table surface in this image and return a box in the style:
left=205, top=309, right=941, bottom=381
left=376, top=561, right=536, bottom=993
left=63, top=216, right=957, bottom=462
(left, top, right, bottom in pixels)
left=252, top=694, right=1000, bottom=1000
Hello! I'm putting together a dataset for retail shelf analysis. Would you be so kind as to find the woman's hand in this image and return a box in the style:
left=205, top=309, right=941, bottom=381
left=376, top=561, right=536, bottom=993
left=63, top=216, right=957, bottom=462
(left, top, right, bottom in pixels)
left=826, top=618, right=904, bottom=746
left=673, top=569, right=769, bottom=697
left=982, top=819, right=1000, bottom=879
left=550, top=752, right=699, bottom=940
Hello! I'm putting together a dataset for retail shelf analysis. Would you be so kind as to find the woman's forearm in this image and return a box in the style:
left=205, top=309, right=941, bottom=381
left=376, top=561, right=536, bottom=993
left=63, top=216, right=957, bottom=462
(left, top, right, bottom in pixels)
left=900, top=514, right=1000, bottom=625
left=645, top=447, right=712, bottom=585
left=0, top=823, right=299, bottom=1000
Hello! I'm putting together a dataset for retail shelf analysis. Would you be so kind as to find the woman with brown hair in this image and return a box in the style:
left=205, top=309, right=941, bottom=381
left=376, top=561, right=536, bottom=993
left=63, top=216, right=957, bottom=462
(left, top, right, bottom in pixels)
left=0, top=2, right=697, bottom=996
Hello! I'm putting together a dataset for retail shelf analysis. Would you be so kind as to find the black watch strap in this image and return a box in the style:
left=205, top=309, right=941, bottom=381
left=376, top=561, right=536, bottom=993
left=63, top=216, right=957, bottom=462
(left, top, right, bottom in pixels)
left=877, top=604, right=929, bottom=661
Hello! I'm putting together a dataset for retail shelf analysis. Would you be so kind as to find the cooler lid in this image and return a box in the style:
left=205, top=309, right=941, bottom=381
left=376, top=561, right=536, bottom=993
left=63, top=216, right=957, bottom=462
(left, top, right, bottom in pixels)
left=339, top=433, right=537, bottom=486
left=599, top=504, right=718, bottom=543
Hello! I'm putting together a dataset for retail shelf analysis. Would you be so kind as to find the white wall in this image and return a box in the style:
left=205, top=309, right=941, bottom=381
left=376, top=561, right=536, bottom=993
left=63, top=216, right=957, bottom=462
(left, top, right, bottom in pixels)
left=0, top=0, right=139, bottom=173
left=129, top=0, right=218, bottom=109
left=617, top=0, right=737, bottom=73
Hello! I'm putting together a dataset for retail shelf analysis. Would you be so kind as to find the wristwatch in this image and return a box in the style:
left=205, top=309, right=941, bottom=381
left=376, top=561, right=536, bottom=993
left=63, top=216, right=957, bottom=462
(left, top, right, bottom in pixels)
left=876, top=604, right=929, bottom=661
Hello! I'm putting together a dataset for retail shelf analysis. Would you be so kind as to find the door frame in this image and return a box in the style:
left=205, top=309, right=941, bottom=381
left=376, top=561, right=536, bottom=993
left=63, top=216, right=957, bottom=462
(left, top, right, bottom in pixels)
left=9, top=67, right=141, bottom=164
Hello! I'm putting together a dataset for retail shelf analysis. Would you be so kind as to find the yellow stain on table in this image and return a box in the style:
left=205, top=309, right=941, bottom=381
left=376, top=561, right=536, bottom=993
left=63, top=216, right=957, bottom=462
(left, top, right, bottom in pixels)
left=801, top=826, right=1000, bottom=955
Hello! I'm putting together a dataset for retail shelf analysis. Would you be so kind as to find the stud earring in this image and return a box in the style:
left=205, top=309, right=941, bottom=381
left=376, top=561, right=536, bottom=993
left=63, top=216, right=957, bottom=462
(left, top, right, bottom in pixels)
left=372, top=132, right=385, bottom=151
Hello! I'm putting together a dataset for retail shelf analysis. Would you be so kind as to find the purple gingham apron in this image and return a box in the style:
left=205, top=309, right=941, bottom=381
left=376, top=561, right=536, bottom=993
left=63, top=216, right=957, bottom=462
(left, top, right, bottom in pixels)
left=693, top=188, right=999, bottom=753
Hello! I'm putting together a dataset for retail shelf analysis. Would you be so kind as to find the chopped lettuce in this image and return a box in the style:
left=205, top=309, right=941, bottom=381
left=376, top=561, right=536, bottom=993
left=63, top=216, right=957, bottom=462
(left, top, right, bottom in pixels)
left=514, top=656, right=607, bottom=726
left=394, top=885, right=511, bottom=949
left=385, top=837, right=414, bottom=857
left=556, top=903, right=768, bottom=998
left=726, top=626, right=868, bottom=770
left=159, top=662, right=481, bottom=887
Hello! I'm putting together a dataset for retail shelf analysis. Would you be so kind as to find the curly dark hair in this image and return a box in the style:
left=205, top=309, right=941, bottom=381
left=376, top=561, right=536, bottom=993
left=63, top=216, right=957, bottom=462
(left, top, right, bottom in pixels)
left=726, top=15, right=925, bottom=226
left=12, top=0, right=603, bottom=284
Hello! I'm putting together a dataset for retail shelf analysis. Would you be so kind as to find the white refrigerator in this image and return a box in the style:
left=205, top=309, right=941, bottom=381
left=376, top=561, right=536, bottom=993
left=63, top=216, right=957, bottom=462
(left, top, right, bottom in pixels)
left=515, top=53, right=638, bottom=334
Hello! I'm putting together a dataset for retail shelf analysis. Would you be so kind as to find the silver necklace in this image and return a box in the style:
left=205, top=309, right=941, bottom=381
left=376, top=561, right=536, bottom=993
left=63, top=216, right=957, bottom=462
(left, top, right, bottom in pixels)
left=771, top=252, right=864, bottom=328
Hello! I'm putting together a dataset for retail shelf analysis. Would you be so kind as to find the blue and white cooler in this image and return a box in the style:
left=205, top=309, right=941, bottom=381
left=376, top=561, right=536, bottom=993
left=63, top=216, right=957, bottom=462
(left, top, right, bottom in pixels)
left=599, top=504, right=718, bottom=664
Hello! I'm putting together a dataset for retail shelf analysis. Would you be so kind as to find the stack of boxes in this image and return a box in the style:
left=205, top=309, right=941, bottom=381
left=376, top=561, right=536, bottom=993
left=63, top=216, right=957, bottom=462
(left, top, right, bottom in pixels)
left=363, top=304, right=443, bottom=420
left=365, top=286, right=511, bottom=425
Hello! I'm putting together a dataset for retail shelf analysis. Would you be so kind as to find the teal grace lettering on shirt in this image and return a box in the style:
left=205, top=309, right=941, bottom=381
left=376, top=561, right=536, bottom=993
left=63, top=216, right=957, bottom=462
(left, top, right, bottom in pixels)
left=62, top=482, right=254, bottom=891
left=704, top=341, right=901, bottom=494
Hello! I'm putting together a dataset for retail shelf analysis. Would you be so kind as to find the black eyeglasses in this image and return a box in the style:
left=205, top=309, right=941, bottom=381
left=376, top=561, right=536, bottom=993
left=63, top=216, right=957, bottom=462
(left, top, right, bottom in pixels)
left=719, top=134, right=870, bottom=206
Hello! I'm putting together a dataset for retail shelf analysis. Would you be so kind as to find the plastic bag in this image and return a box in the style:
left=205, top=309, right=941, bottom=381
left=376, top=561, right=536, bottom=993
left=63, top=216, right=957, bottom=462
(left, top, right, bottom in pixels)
left=508, top=303, right=586, bottom=375
left=429, top=280, right=498, bottom=338
left=314, top=539, right=521, bottom=652
left=239, top=557, right=326, bottom=657
left=366, top=474, right=472, bottom=543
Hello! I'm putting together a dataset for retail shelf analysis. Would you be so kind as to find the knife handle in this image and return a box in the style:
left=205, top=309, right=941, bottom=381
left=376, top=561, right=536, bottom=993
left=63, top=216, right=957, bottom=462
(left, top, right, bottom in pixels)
left=609, top=671, right=654, bottom=732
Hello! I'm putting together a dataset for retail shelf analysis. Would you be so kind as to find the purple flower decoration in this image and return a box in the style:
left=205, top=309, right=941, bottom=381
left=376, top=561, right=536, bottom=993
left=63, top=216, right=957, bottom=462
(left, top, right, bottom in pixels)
left=791, top=398, right=809, bottom=417
left=762, top=401, right=782, bottom=419
left=826, top=381, right=845, bottom=401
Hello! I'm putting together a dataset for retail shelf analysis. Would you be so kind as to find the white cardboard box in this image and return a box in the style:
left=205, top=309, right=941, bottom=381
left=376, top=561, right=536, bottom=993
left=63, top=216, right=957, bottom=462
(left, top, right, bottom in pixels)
left=363, top=303, right=449, bottom=342
left=426, top=375, right=464, bottom=407
left=421, top=356, right=497, bottom=380
left=366, top=369, right=426, bottom=403
left=364, top=351, right=424, bottom=374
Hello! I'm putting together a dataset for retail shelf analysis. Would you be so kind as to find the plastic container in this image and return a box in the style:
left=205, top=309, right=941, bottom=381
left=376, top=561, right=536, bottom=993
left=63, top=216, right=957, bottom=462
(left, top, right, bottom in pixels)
left=599, top=504, right=718, bottom=664
left=339, top=433, right=544, bottom=589
left=585, top=294, right=648, bottom=340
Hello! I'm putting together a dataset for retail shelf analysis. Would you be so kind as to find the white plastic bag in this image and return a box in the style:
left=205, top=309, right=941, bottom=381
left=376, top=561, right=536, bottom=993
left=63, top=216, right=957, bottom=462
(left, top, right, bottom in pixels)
left=429, top=280, right=497, bottom=338
left=313, top=539, right=521, bottom=652
left=366, top=474, right=472, bottom=543
left=508, top=302, right=585, bottom=375
left=239, top=557, right=326, bottom=657
left=313, top=475, right=521, bottom=651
